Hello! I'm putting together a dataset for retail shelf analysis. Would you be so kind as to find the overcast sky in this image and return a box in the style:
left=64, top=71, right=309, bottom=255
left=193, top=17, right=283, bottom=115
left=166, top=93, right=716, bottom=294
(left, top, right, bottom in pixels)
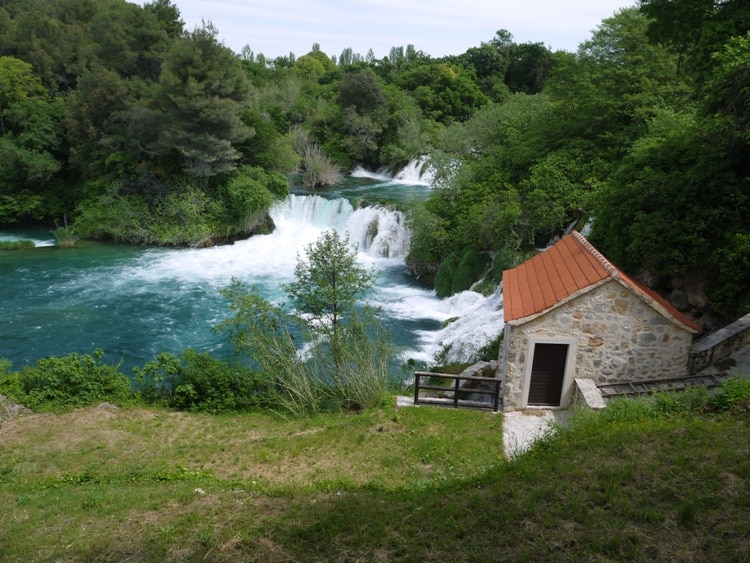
left=165, top=1, right=637, bottom=60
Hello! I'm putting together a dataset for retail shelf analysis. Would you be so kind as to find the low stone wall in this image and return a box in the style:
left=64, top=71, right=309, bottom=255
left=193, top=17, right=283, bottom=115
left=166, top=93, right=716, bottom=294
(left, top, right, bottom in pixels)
left=571, top=378, right=607, bottom=410
left=689, top=313, right=750, bottom=374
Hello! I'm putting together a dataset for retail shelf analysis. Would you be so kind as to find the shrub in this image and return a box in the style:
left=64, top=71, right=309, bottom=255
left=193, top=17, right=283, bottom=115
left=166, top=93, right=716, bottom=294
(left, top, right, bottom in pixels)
left=300, top=143, right=343, bottom=188
left=134, top=350, right=263, bottom=414
left=434, top=254, right=459, bottom=298
left=9, top=350, right=130, bottom=411
left=223, top=167, right=275, bottom=233
left=654, top=386, right=710, bottom=416
left=708, top=377, right=750, bottom=413
left=451, top=247, right=490, bottom=294
left=53, top=227, right=76, bottom=247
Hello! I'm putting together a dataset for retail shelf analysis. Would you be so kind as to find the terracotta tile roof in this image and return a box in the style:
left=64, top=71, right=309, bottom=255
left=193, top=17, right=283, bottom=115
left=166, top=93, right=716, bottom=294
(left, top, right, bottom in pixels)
left=503, top=231, right=702, bottom=333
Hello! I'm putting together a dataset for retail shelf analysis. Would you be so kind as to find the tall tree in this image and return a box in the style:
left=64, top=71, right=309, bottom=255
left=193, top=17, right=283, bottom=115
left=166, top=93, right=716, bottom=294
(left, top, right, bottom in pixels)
left=0, top=56, right=64, bottom=219
left=283, top=231, right=384, bottom=401
left=639, top=0, right=750, bottom=84
left=157, top=22, right=252, bottom=179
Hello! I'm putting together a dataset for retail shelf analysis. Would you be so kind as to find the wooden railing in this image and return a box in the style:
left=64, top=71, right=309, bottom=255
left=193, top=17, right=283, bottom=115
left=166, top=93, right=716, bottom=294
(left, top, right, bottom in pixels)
left=413, top=371, right=501, bottom=412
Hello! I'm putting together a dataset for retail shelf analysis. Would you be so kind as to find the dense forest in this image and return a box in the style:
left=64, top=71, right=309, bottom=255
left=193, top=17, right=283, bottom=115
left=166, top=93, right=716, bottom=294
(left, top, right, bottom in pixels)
left=1, top=0, right=749, bottom=323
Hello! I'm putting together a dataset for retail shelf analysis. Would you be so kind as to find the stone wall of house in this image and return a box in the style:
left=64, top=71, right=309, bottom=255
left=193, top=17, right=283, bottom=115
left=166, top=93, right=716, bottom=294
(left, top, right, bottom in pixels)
left=501, top=279, right=695, bottom=410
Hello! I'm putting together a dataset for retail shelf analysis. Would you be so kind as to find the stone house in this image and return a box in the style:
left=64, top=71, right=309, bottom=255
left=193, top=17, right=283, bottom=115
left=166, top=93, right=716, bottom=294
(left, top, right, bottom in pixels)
left=499, top=231, right=702, bottom=410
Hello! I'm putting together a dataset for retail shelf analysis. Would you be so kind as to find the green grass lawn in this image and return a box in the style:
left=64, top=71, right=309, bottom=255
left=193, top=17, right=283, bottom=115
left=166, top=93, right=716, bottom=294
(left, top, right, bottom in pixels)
left=1, top=399, right=748, bottom=561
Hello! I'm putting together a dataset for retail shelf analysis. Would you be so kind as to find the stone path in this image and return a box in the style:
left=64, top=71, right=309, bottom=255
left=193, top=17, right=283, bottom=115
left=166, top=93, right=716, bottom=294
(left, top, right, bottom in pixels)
left=501, top=409, right=570, bottom=458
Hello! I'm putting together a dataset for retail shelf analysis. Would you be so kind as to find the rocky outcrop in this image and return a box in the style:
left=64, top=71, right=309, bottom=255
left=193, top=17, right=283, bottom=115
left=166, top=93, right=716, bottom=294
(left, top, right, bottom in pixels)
left=659, top=268, right=725, bottom=332
left=0, top=394, right=31, bottom=422
left=455, top=361, right=499, bottom=404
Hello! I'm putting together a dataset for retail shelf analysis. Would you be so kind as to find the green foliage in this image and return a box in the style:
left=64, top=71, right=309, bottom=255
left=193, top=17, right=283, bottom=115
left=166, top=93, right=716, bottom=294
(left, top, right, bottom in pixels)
left=223, top=166, right=275, bottom=233
left=703, top=33, right=750, bottom=142
left=0, top=193, right=44, bottom=223
left=73, top=183, right=220, bottom=246
left=404, top=201, right=451, bottom=282
left=397, top=62, right=488, bottom=124
left=157, top=22, right=252, bottom=178
left=707, top=377, right=750, bottom=413
left=489, top=248, right=515, bottom=282
left=591, top=111, right=749, bottom=315
left=451, top=247, right=489, bottom=295
left=432, top=247, right=491, bottom=298
left=0, top=239, right=34, bottom=250
left=611, top=378, right=750, bottom=419
left=53, top=225, right=75, bottom=247
left=0, top=56, right=64, bottom=199
left=653, top=386, right=711, bottom=416
left=284, top=230, right=374, bottom=332
left=72, top=175, right=281, bottom=247
left=1, top=350, right=130, bottom=412
left=433, top=254, right=459, bottom=298
left=133, top=350, right=263, bottom=414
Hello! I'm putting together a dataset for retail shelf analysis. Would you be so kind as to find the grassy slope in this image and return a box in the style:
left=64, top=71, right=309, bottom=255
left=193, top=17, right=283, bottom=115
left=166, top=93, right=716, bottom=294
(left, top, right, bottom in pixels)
left=0, top=401, right=748, bottom=561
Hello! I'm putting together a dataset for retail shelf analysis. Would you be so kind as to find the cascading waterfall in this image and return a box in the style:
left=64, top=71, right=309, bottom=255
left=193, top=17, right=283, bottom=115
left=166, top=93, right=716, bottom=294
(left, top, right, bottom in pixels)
left=271, top=194, right=410, bottom=259
left=351, top=156, right=434, bottom=186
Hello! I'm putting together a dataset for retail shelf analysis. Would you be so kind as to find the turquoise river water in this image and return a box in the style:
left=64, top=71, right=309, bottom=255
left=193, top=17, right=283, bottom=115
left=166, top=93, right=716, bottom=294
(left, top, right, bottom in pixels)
left=1, top=167, right=504, bottom=375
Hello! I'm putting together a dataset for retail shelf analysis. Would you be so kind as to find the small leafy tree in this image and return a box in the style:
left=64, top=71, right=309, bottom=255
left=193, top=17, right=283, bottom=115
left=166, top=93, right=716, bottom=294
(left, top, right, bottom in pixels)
left=284, top=230, right=390, bottom=410
left=285, top=230, right=374, bottom=335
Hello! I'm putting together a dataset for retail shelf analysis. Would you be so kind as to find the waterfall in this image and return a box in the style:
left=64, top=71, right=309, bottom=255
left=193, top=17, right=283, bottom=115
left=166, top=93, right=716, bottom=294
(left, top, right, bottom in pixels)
left=351, top=157, right=435, bottom=186
left=271, top=194, right=410, bottom=259
left=393, top=158, right=435, bottom=185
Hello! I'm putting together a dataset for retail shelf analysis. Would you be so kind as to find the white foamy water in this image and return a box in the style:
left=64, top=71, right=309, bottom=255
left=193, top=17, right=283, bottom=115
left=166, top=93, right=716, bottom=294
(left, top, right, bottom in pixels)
left=0, top=231, right=55, bottom=247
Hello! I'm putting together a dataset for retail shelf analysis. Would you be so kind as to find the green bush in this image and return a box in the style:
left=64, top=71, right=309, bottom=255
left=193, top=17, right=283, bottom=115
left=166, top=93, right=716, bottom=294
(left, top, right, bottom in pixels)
left=53, top=227, right=76, bottom=247
left=434, top=254, right=459, bottom=298
left=451, top=247, right=489, bottom=295
left=7, top=350, right=130, bottom=411
left=134, top=350, right=263, bottom=414
left=652, top=378, right=750, bottom=417
left=654, top=386, right=710, bottom=416
left=708, top=377, right=750, bottom=413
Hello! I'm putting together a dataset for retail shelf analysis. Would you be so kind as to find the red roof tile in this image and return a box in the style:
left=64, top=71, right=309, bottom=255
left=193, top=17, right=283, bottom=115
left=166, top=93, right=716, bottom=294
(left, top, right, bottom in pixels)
left=502, top=231, right=702, bottom=333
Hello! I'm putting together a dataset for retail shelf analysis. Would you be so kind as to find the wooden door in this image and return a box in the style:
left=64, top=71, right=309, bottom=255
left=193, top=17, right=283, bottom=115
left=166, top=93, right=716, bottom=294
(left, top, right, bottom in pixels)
left=527, top=343, right=569, bottom=406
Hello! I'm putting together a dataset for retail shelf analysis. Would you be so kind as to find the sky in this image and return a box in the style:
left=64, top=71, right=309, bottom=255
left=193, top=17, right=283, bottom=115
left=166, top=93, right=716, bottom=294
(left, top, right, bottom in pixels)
left=165, top=0, right=637, bottom=60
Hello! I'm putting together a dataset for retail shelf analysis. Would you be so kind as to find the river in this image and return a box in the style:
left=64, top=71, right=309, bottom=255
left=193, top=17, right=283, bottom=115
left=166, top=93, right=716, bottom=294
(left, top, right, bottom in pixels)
left=0, top=167, right=504, bottom=376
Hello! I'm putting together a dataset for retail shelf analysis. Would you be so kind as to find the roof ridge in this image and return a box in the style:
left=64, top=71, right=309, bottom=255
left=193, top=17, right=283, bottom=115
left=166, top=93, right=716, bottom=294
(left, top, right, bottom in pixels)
left=571, top=231, right=618, bottom=277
